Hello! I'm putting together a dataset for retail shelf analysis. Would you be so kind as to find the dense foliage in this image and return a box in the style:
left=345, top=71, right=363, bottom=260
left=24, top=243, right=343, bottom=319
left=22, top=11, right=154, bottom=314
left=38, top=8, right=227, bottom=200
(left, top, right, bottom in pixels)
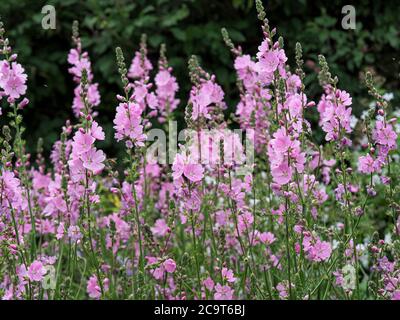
left=0, top=1, right=399, bottom=300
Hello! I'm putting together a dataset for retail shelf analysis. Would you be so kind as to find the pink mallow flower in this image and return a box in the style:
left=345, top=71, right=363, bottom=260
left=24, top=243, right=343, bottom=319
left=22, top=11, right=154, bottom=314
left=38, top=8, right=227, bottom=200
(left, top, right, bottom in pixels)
left=68, top=225, right=82, bottom=242
left=163, top=259, right=176, bottom=273
left=113, top=102, right=146, bottom=147
left=373, top=120, right=397, bottom=149
left=303, top=234, right=332, bottom=262
left=358, top=154, right=380, bottom=174
left=214, top=283, right=234, bottom=300
left=0, top=61, right=28, bottom=99
left=151, top=219, right=170, bottom=237
left=81, top=148, right=106, bottom=173
left=172, top=153, right=204, bottom=182
left=87, top=275, right=109, bottom=299
left=72, top=131, right=94, bottom=155
left=27, top=261, right=46, bottom=282
left=221, top=268, right=236, bottom=283
left=203, top=277, right=215, bottom=291
left=190, top=79, right=225, bottom=120
left=259, top=232, right=276, bottom=245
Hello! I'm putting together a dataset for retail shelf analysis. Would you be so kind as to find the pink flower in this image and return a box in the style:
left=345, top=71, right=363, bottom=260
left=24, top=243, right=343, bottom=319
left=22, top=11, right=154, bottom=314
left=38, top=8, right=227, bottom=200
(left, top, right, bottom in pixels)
left=3, top=74, right=27, bottom=99
left=276, top=282, right=289, bottom=299
left=234, top=55, right=257, bottom=87
left=154, top=60, right=180, bottom=122
left=27, top=261, right=46, bottom=282
left=113, top=102, right=146, bottom=147
left=172, top=153, right=204, bottom=182
left=72, top=84, right=100, bottom=116
left=155, top=70, right=172, bottom=87
left=270, top=128, right=292, bottom=153
left=72, top=131, right=95, bottom=154
left=271, top=162, right=293, bottom=185
left=373, top=120, right=397, bottom=149
left=234, top=54, right=254, bottom=71
left=392, top=291, right=400, bottom=300
left=185, top=190, right=202, bottom=211
left=128, top=52, right=152, bottom=79
left=257, top=50, right=279, bottom=73
left=303, top=235, right=332, bottom=262
left=221, top=268, right=236, bottom=283
left=358, top=154, right=379, bottom=174
left=377, top=256, right=394, bottom=273
left=215, top=210, right=228, bottom=226
left=172, top=153, right=185, bottom=180
left=87, top=275, right=101, bottom=299
left=337, top=89, right=352, bottom=106
left=267, top=127, right=305, bottom=186
left=151, top=219, right=170, bottom=237
left=155, top=69, right=179, bottom=99
left=0, top=169, right=25, bottom=210
left=68, top=225, right=82, bottom=242
left=259, top=232, right=276, bottom=245
left=190, top=80, right=225, bottom=120
left=0, top=61, right=28, bottom=99
left=238, top=212, right=254, bottom=233
left=286, top=74, right=301, bottom=93
left=56, top=222, right=65, bottom=240
left=68, top=54, right=91, bottom=79
left=67, top=42, right=101, bottom=117
left=163, top=259, right=176, bottom=273
left=318, top=88, right=353, bottom=142
left=87, top=83, right=101, bottom=107
left=133, top=83, right=148, bottom=103
left=310, top=240, right=332, bottom=262
left=81, top=148, right=106, bottom=173
left=67, top=48, right=79, bottom=65
left=152, top=267, right=164, bottom=280
left=203, top=277, right=215, bottom=291
left=214, top=283, right=234, bottom=300
left=183, top=163, right=204, bottom=182
left=91, top=121, right=105, bottom=140
left=333, top=270, right=344, bottom=287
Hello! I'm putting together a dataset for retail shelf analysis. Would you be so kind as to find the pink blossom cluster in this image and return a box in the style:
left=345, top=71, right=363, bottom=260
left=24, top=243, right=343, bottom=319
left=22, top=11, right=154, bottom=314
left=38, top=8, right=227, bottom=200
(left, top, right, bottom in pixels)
left=358, top=119, right=398, bottom=174
left=317, top=86, right=353, bottom=142
left=301, top=232, right=332, bottom=262
left=190, top=77, right=225, bottom=121
left=268, top=127, right=305, bottom=185
left=113, top=101, right=147, bottom=148
left=0, top=60, right=27, bottom=101
left=68, top=122, right=106, bottom=180
left=67, top=33, right=100, bottom=117
left=152, top=50, right=180, bottom=122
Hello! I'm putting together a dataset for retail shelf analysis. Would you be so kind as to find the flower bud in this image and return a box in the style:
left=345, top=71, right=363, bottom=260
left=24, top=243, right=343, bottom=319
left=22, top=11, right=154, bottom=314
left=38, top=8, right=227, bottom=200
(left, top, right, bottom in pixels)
left=306, top=101, right=316, bottom=108
left=18, top=98, right=29, bottom=109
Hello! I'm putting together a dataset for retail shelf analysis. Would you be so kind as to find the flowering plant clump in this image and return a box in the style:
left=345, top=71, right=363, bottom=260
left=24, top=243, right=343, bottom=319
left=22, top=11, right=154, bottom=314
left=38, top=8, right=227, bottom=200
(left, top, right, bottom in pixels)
left=0, top=1, right=399, bottom=300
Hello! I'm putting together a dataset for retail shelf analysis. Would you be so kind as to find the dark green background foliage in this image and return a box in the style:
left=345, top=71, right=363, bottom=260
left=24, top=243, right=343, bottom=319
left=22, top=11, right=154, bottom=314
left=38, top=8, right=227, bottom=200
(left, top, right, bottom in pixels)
left=0, top=0, right=399, bottom=156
